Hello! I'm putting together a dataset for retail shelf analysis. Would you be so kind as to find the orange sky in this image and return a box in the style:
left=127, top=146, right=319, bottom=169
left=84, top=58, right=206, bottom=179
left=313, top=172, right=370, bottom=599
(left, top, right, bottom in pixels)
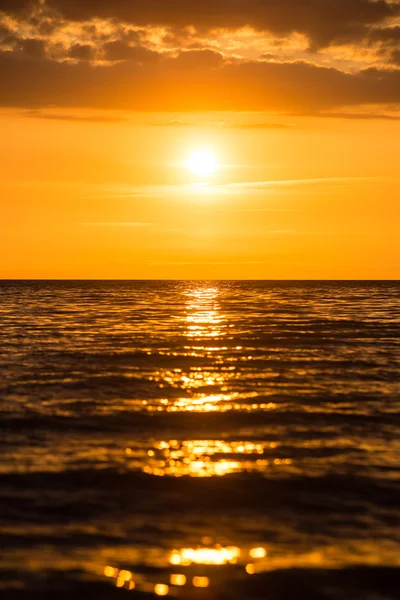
left=1, top=1, right=399, bottom=278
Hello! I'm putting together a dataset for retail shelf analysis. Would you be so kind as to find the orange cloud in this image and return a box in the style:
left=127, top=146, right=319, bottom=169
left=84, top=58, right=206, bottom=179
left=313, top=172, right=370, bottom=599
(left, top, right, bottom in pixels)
left=2, top=49, right=400, bottom=113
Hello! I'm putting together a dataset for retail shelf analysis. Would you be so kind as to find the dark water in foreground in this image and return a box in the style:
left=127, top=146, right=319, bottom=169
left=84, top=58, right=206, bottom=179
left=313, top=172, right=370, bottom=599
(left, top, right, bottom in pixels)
left=1, top=281, right=400, bottom=600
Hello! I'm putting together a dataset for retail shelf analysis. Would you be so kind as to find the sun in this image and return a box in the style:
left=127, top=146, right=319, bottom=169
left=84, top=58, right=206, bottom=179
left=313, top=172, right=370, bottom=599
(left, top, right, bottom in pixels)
left=187, top=149, right=218, bottom=178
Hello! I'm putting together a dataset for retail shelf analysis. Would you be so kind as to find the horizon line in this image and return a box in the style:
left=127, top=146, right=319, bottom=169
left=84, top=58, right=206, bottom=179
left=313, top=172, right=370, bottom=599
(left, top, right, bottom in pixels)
left=1, top=278, right=398, bottom=283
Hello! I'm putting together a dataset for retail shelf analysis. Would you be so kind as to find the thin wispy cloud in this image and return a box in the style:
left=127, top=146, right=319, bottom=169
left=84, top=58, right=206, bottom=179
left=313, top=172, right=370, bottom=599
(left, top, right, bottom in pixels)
left=79, top=221, right=155, bottom=227
left=146, top=260, right=304, bottom=266
left=227, top=122, right=296, bottom=129
left=151, top=119, right=192, bottom=127
left=218, top=176, right=380, bottom=191
left=151, top=119, right=296, bottom=129
left=317, top=112, right=400, bottom=121
left=23, top=110, right=130, bottom=123
left=89, top=176, right=383, bottom=201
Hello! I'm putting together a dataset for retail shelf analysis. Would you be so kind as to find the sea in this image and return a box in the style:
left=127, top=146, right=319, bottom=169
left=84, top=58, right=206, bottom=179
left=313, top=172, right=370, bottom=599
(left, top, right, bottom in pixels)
left=1, top=280, right=399, bottom=600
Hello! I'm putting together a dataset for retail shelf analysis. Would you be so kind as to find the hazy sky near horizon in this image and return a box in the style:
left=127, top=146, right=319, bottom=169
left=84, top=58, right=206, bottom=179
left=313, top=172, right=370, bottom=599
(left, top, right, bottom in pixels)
left=1, top=1, right=399, bottom=278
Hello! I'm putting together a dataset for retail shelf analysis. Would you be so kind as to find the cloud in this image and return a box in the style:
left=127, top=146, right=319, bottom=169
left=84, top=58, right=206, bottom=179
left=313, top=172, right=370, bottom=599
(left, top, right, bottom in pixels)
left=92, top=177, right=382, bottom=204
left=1, top=50, right=400, bottom=113
left=0, top=1, right=27, bottom=11
left=228, top=122, right=296, bottom=129
left=317, top=111, right=400, bottom=120
left=260, top=53, right=277, bottom=61
left=213, top=176, right=379, bottom=193
left=22, top=109, right=129, bottom=122
left=79, top=222, right=155, bottom=227
left=103, top=40, right=161, bottom=62
left=151, top=119, right=296, bottom=128
left=366, top=24, right=400, bottom=65
left=20, top=38, right=46, bottom=57
left=147, top=260, right=290, bottom=266
left=152, top=119, right=191, bottom=127
left=0, top=25, right=18, bottom=46
left=391, top=49, right=400, bottom=66
left=25, top=0, right=400, bottom=49
left=173, top=48, right=225, bottom=68
left=69, top=43, right=94, bottom=60
left=1, top=2, right=399, bottom=112
left=368, top=25, right=400, bottom=44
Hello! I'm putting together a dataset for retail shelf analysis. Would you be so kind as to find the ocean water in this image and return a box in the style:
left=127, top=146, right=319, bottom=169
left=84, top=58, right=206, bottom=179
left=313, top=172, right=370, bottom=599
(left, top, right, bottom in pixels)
left=1, top=280, right=399, bottom=599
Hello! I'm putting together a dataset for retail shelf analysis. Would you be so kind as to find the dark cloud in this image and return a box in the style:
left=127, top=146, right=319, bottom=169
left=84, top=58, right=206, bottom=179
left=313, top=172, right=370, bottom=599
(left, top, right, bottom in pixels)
left=173, top=49, right=225, bottom=68
left=2, top=1, right=399, bottom=49
left=260, top=53, right=277, bottom=61
left=1, top=50, right=400, bottom=112
left=317, top=111, right=400, bottom=120
left=0, top=0, right=28, bottom=10
left=0, top=25, right=18, bottom=47
left=0, top=3, right=398, bottom=117
left=69, top=43, right=94, bottom=60
left=391, top=49, right=400, bottom=65
left=22, top=109, right=129, bottom=122
left=368, top=25, right=400, bottom=44
left=44, top=0, right=400, bottom=48
left=20, top=37, right=46, bottom=57
left=103, top=40, right=160, bottom=62
left=0, top=31, right=47, bottom=56
left=366, top=25, right=400, bottom=66
left=37, top=19, right=58, bottom=35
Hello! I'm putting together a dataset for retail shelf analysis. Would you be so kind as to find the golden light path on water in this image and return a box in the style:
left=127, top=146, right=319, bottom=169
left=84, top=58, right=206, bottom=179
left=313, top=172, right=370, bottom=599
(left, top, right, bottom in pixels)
left=156, top=286, right=234, bottom=413
left=102, top=544, right=270, bottom=595
left=123, top=286, right=293, bottom=477
left=99, top=539, right=396, bottom=596
left=129, top=439, right=292, bottom=478
left=102, top=286, right=293, bottom=594
left=140, top=286, right=277, bottom=414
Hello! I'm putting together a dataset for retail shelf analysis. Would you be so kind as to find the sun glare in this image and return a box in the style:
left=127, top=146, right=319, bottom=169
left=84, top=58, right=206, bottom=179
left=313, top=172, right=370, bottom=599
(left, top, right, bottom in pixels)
left=187, top=149, right=218, bottom=177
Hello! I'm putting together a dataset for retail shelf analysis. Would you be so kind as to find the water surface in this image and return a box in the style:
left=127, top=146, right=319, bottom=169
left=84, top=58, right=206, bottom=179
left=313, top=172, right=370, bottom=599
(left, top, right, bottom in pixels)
left=1, top=281, right=399, bottom=599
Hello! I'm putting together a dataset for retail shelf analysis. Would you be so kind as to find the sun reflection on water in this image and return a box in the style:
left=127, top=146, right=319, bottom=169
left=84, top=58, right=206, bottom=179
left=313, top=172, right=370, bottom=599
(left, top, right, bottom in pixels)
left=169, top=546, right=241, bottom=565
left=102, top=287, right=289, bottom=592
left=102, top=543, right=268, bottom=595
left=138, top=285, right=277, bottom=414
left=184, top=287, right=226, bottom=339
left=124, top=439, right=291, bottom=478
